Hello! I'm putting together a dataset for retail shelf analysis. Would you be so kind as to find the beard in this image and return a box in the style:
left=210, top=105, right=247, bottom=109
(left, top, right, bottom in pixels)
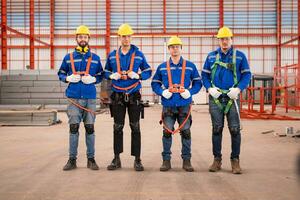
left=78, top=41, right=88, bottom=48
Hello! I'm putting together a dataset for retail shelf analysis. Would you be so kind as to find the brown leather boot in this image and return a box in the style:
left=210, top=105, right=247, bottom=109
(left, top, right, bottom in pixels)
left=209, top=158, right=222, bottom=172
left=160, top=160, right=171, bottom=171
left=231, top=158, right=242, bottom=174
left=182, top=159, right=194, bottom=172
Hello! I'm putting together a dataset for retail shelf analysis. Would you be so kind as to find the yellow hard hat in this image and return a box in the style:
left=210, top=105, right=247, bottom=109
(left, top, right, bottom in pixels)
left=167, top=36, right=183, bottom=47
left=76, top=25, right=90, bottom=35
left=117, top=23, right=134, bottom=36
left=216, top=26, right=233, bottom=38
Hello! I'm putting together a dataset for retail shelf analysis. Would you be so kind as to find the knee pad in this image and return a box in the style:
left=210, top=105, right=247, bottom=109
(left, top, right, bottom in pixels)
left=163, top=130, right=172, bottom=138
left=229, top=127, right=240, bottom=137
left=129, top=121, right=140, bottom=133
left=113, top=123, right=124, bottom=133
left=84, top=124, right=94, bottom=135
left=213, top=126, right=223, bottom=136
left=69, top=123, right=79, bottom=134
left=180, top=129, right=191, bottom=139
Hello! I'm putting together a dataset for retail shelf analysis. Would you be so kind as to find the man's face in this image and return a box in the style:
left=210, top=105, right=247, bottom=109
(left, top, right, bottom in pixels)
left=76, top=34, right=89, bottom=47
left=119, top=35, right=132, bottom=47
left=168, top=45, right=182, bottom=57
left=219, top=37, right=232, bottom=51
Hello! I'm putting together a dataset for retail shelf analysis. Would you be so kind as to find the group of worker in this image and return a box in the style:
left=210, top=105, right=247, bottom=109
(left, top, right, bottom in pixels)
left=58, top=23, right=251, bottom=174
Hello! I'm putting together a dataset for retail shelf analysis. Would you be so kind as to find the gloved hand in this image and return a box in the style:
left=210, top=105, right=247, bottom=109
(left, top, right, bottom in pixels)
left=66, top=74, right=81, bottom=83
left=127, top=71, right=140, bottom=79
left=180, top=89, right=191, bottom=99
left=208, top=87, right=222, bottom=99
left=109, top=72, right=121, bottom=80
left=81, top=75, right=96, bottom=84
left=227, top=87, right=241, bottom=99
left=162, top=89, right=173, bottom=99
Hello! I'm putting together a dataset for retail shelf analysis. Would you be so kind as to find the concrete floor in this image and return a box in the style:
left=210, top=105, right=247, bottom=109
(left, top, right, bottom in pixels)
left=0, top=105, right=299, bottom=200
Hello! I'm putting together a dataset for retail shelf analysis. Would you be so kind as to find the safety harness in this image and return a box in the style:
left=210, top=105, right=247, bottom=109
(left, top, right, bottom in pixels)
left=112, top=50, right=140, bottom=96
left=160, top=58, right=192, bottom=134
left=70, top=52, right=92, bottom=75
left=211, top=49, right=237, bottom=114
left=68, top=52, right=96, bottom=115
left=167, top=59, right=186, bottom=93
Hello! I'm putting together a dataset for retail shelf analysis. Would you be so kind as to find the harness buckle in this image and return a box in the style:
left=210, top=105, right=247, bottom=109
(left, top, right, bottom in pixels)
left=168, top=84, right=185, bottom=93
left=121, top=70, right=128, bottom=80
left=124, top=93, right=129, bottom=102
left=227, top=63, right=234, bottom=71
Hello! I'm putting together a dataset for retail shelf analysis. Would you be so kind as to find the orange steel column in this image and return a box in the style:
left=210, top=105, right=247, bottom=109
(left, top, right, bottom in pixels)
left=29, top=0, right=35, bottom=69
left=50, top=0, right=55, bottom=69
left=219, top=0, right=224, bottom=28
left=1, top=0, right=7, bottom=70
left=297, top=0, right=300, bottom=108
left=276, top=0, right=282, bottom=80
left=105, top=0, right=111, bottom=56
left=163, top=0, right=166, bottom=33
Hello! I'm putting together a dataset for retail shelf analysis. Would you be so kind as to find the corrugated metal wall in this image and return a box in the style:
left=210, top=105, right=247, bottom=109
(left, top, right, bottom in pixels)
left=1, top=0, right=299, bottom=103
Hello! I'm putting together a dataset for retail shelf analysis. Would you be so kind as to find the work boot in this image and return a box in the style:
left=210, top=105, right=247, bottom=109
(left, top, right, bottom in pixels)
left=87, top=158, right=99, bottom=170
left=231, top=158, right=242, bottom=174
left=182, top=159, right=194, bottom=172
left=209, top=158, right=222, bottom=172
left=134, top=158, right=144, bottom=171
left=63, top=158, right=77, bottom=171
left=107, top=156, right=121, bottom=170
left=160, top=160, right=171, bottom=171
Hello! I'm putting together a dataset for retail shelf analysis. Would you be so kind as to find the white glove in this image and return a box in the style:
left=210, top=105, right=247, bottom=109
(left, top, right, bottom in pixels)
left=66, top=74, right=81, bottom=83
left=127, top=71, right=140, bottom=79
left=227, top=87, right=241, bottom=100
left=109, top=72, right=121, bottom=80
left=162, top=89, right=173, bottom=99
left=208, top=87, right=222, bottom=99
left=81, top=75, right=96, bottom=84
left=180, top=89, right=191, bottom=99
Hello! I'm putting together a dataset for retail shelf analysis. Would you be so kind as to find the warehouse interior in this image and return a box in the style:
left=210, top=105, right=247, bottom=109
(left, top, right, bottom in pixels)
left=0, top=0, right=300, bottom=200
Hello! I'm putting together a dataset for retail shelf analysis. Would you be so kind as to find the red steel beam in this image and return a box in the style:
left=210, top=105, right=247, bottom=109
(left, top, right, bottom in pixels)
left=6, top=27, right=50, bottom=46
left=163, top=0, right=166, bottom=33
left=281, top=37, right=298, bottom=46
left=50, top=0, right=55, bottom=69
left=105, top=0, right=111, bottom=56
left=29, top=0, right=35, bottom=69
left=276, top=0, right=282, bottom=67
left=296, top=0, right=300, bottom=106
left=1, top=0, right=7, bottom=70
left=219, top=0, right=224, bottom=27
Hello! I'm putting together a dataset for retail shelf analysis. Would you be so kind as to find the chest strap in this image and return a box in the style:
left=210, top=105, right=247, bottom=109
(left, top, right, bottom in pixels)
left=166, top=59, right=186, bottom=93
left=70, top=52, right=92, bottom=76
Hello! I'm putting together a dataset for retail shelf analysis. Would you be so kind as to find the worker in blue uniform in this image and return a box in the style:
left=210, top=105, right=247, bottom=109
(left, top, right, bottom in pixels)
left=58, top=25, right=103, bottom=171
left=104, top=24, right=152, bottom=171
left=201, top=26, right=251, bottom=174
left=152, top=36, right=202, bottom=172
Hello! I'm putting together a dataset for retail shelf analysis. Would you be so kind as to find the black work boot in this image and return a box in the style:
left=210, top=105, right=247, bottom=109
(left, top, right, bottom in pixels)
left=87, top=158, right=99, bottom=170
left=107, top=156, right=121, bottom=170
left=160, top=160, right=171, bottom=171
left=134, top=158, right=144, bottom=171
left=182, top=159, right=194, bottom=172
left=63, top=158, right=77, bottom=171
left=209, top=158, right=222, bottom=172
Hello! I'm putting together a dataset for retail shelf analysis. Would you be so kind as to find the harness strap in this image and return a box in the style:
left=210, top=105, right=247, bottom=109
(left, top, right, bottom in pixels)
left=159, top=105, right=192, bottom=134
left=67, top=98, right=97, bottom=116
left=166, top=59, right=186, bottom=93
left=70, top=52, right=92, bottom=76
left=116, top=49, right=136, bottom=80
left=211, top=49, right=237, bottom=114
